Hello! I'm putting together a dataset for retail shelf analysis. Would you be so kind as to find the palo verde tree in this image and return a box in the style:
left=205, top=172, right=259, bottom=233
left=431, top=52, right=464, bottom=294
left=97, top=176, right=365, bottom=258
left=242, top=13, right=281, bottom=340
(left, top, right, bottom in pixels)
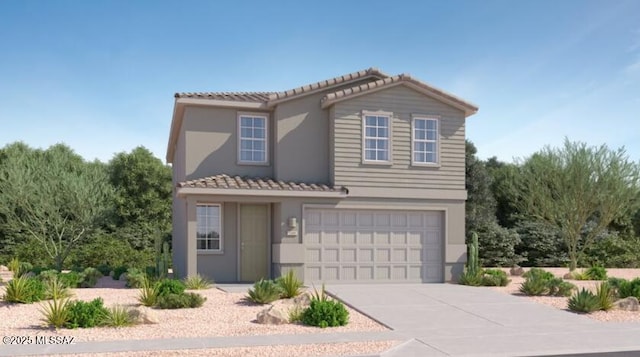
left=515, top=139, right=640, bottom=271
left=0, top=143, right=113, bottom=270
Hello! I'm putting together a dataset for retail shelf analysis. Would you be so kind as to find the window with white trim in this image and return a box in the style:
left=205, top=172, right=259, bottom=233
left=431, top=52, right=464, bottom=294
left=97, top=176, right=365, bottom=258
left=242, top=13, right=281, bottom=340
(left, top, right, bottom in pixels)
left=363, top=114, right=390, bottom=162
left=238, top=115, right=267, bottom=163
left=196, top=204, right=222, bottom=251
left=412, top=117, right=438, bottom=164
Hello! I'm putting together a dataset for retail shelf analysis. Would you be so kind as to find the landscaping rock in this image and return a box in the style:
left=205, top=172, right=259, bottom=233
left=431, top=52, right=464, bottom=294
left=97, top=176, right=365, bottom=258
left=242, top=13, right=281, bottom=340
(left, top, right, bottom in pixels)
left=294, top=292, right=312, bottom=306
left=130, top=306, right=159, bottom=324
left=510, top=266, right=524, bottom=276
left=563, top=273, right=573, bottom=280
left=0, top=265, right=8, bottom=272
left=256, top=305, right=289, bottom=325
left=613, top=297, right=640, bottom=311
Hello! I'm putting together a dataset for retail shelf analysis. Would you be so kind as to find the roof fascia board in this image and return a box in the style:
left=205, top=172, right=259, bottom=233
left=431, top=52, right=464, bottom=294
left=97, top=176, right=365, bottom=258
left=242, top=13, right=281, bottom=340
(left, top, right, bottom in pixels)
left=176, top=187, right=348, bottom=198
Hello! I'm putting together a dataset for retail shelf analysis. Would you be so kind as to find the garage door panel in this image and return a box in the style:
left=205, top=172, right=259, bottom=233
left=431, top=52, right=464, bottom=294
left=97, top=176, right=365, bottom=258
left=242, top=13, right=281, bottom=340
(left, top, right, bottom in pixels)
left=304, top=209, right=443, bottom=283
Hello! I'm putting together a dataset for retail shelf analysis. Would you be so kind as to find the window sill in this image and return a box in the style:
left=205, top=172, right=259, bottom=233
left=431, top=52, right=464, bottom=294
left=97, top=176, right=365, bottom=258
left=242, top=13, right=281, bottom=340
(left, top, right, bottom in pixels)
left=197, top=250, right=224, bottom=255
left=237, top=161, right=270, bottom=166
left=361, top=160, right=393, bottom=166
left=411, top=162, right=441, bottom=168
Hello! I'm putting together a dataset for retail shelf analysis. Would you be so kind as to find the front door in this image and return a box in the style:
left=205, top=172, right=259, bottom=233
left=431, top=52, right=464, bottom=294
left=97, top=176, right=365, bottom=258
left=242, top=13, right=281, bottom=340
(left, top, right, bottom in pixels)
left=239, top=204, right=269, bottom=282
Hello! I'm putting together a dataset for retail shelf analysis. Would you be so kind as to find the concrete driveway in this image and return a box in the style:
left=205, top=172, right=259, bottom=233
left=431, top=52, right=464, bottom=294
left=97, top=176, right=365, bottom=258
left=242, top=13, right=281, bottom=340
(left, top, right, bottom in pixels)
left=327, top=284, right=640, bottom=357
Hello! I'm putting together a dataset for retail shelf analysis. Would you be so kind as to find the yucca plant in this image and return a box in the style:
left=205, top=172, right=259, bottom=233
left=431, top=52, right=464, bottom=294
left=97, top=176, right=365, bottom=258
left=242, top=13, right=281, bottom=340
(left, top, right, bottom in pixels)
left=246, top=279, right=281, bottom=304
left=103, top=305, right=135, bottom=327
left=277, top=270, right=303, bottom=298
left=7, top=257, right=20, bottom=275
left=519, top=275, right=549, bottom=296
left=183, top=274, right=212, bottom=290
left=310, top=283, right=329, bottom=302
left=137, top=276, right=159, bottom=307
left=40, top=298, right=71, bottom=328
left=45, top=277, right=73, bottom=300
left=596, top=282, right=614, bottom=311
left=568, top=288, right=600, bottom=313
left=3, top=276, right=45, bottom=303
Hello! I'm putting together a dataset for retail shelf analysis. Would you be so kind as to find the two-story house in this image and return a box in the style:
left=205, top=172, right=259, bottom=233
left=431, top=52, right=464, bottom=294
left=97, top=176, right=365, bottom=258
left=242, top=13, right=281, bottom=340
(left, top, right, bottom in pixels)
left=166, top=68, right=477, bottom=284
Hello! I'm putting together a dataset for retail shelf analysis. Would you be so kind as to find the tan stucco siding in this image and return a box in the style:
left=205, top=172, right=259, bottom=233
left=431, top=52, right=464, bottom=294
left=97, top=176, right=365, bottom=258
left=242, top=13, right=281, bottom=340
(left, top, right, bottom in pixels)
left=182, top=106, right=273, bottom=180
left=274, top=92, right=330, bottom=183
left=332, top=85, right=466, bottom=191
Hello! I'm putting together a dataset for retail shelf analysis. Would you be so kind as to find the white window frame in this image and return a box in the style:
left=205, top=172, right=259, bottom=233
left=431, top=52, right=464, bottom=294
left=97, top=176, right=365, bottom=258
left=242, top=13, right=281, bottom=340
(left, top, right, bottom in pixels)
left=411, top=115, right=440, bottom=166
left=237, top=113, right=269, bottom=165
left=196, top=203, right=223, bottom=253
left=362, top=110, right=393, bottom=164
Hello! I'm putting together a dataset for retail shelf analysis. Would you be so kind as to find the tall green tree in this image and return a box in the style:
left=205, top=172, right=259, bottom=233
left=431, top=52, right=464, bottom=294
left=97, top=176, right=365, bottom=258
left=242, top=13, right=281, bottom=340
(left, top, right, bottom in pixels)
left=107, top=146, right=172, bottom=249
left=515, top=139, right=640, bottom=271
left=0, top=143, right=113, bottom=270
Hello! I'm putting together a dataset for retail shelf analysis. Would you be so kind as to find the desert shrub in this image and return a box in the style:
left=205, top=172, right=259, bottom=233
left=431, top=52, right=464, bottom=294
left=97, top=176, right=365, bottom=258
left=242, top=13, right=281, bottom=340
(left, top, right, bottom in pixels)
left=581, top=231, right=640, bottom=268
left=156, top=279, right=186, bottom=297
left=103, top=305, right=135, bottom=327
left=547, top=279, right=576, bottom=297
left=44, top=277, right=73, bottom=300
left=80, top=268, right=103, bottom=288
left=473, top=222, right=523, bottom=267
left=183, top=274, right=212, bottom=290
left=520, top=269, right=575, bottom=297
left=607, top=277, right=626, bottom=296
left=124, top=268, right=146, bottom=288
left=37, top=269, right=60, bottom=283
left=519, top=274, right=549, bottom=296
left=7, top=257, right=21, bottom=274
left=246, top=279, right=282, bottom=304
left=289, top=305, right=304, bottom=323
left=66, top=298, right=108, bottom=328
left=58, top=271, right=84, bottom=288
left=302, top=299, right=349, bottom=328
left=40, top=298, right=71, bottom=328
left=69, top=233, right=154, bottom=271
left=17, top=262, right=34, bottom=277
left=458, top=269, right=483, bottom=286
left=277, top=270, right=303, bottom=298
left=585, top=266, right=607, bottom=281
left=618, top=278, right=640, bottom=299
left=522, top=268, right=554, bottom=280
left=29, top=266, right=51, bottom=275
left=481, top=269, right=510, bottom=286
left=568, top=288, right=600, bottom=313
left=112, top=266, right=128, bottom=280
left=137, top=276, right=159, bottom=307
left=155, top=292, right=205, bottom=309
left=3, top=276, right=46, bottom=303
left=96, top=264, right=113, bottom=277
left=596, top=282, right=615, bottom=311
left=567, top=270, right=590, bottom=280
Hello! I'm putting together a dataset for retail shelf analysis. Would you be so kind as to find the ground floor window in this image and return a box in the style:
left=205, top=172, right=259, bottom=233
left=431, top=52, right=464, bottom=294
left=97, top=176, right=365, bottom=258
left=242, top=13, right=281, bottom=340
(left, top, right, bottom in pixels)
left=196, top=204, right=222, bottom=251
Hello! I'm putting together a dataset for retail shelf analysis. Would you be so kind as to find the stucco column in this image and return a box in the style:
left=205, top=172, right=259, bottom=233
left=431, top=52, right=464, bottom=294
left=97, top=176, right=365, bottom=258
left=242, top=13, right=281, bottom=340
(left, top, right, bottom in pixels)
left=186, top=197, right=198, bottom=277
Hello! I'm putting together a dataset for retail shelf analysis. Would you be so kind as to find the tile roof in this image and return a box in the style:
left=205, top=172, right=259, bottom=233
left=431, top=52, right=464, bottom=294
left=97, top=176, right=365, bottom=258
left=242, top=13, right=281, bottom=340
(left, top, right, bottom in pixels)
left=174, top=92, right=274, bottom=102
left=321, top=74, right=478, bottom=114
left=177, top=174, right=344, bottom=192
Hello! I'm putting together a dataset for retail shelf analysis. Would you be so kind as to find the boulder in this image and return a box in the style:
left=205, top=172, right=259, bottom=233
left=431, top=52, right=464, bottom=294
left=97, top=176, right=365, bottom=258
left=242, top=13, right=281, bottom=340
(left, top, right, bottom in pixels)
left=256, top=305, right=289, bottom=325
left=294, top=292, right=312, bottom=306
left=0, top=265, right=8, bottom=272
left=130, top=306, right=159, bottom=324
left=613, top=297, right=640, bottom=311
left=509, top=266, right=524, bottom=276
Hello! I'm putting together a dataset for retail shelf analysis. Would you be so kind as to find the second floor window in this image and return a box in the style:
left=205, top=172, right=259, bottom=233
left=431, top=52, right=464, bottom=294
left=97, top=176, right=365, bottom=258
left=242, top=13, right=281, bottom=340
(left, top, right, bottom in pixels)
left=363, top=114, right=390, bottom=162
left=238, top=114, right=268, bottom=164
left=412, top=117, right=438, bottom=164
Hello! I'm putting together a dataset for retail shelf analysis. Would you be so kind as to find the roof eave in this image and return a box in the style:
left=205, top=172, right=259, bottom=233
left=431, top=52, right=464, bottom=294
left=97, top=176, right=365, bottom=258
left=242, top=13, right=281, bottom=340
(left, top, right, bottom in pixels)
left=176, top=187, right=348, bottom=198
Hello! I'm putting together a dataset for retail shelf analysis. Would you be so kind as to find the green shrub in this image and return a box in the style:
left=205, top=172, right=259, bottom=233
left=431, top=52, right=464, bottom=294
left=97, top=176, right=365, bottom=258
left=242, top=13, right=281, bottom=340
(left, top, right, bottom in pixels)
left=37, top=269, right=60, bottom=284
left=607, top=277, right=626, bottom=295
left=137, top=276, right=159, bottom=307
left=103, top=305, right=135, bottom=327
left=481, top=269, right=510, bottom=287
left=112, top=266, right=128, bottom=281
left=156, top=279, right=186, bottom=297
left=155, top=292, right=205, bottom=309
left=44, top=277, right=73, bottom=300
left=3, top=276, right=46, bottom=303
left=596, top=282, right=615, bottom=311
left=585, top=266, right=607, bottom=281
left=458, top=269, right=483, bottom=286
left=568, top=288, right=600, bottom=313
left=80, top=267, right=103, bottom=288
left=522, top=268, right=554, bottom=280
left=7, top=257, right=20, bottom=274
left=58, top=272, right=84, bottom=288
left=40, top=298, right=71, bottom=328
left=183, top=274, right=213, bottom=290
left=548, top=279, right=576, bottom=297
left=246, top=279, right=282, bottom=304
left=618, top=278, right=640, bottom=299
left=124, top=268, right=146, bottom=288
left=277, top=270, right=303, bottom=298
left=96, top=264, right=113, bottom=277
left=289, top=305, right=304, bottom=323
left=519, top=275, right=549, bottom=296
left=66, top=298, right=108, bottom=328
left=29, top=266, right=50, bottom=275
left=302, top=299, right=349, bottom=328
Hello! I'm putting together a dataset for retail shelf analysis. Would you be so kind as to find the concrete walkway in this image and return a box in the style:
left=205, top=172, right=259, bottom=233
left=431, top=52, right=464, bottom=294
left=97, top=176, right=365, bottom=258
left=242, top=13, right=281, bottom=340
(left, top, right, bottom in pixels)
left=327, top=284, right=640, bottom=356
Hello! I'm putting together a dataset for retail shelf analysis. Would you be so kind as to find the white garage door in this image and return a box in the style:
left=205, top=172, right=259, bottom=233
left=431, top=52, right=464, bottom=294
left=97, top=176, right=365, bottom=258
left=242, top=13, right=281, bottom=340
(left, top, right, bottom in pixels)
left=303, top=209, right=443, bottom=283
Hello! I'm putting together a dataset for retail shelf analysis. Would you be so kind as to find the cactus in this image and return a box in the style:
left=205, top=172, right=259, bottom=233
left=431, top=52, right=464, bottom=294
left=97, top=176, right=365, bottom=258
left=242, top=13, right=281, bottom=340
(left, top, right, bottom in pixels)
left=154, top=235, right=170, bottom=279
left=467, top=231, right=480, bottom=277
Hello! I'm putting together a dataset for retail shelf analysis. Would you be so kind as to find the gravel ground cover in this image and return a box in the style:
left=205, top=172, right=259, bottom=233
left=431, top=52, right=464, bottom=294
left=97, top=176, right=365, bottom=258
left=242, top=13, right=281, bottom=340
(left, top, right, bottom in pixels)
left=490, top=268, right=640, bottom=322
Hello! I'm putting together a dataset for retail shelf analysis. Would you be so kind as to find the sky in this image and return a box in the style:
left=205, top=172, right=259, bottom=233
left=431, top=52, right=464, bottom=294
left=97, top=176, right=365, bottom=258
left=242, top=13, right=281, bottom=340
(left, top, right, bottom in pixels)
left=1, top=0, right=639, bottom=164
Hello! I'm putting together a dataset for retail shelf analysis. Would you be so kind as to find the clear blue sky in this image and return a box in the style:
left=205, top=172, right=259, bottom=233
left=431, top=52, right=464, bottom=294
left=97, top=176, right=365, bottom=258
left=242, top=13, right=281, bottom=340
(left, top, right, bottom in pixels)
left=1, top=0, right=639, bottom=164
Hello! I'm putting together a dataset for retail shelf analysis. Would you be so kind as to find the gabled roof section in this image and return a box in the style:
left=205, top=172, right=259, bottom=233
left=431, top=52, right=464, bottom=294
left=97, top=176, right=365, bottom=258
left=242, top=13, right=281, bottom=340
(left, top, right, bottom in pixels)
left=266, top=67, right=389, bottom=106
left=174, top=92, right=274, bottom=102
left=320, top=74, right=479, bottom=117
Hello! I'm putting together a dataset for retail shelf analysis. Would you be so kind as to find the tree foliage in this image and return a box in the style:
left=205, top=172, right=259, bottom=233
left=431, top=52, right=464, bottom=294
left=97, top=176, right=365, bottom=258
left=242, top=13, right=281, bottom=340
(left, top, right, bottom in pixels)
left=515, top=139, right=640, bottom=270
